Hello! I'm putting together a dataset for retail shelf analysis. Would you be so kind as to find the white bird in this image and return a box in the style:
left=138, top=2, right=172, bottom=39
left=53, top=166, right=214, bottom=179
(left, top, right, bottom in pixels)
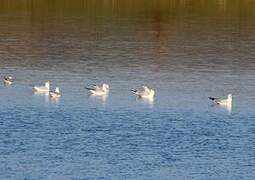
left=132, top=86, right=155, bottom=99
left=209, top=94, right=232, bottom=106
left=86, top=83, right=110, bottom=96
left=33, top=81, right=50, bottom=92
left=3, top=76, right=14, bottom=85
left=49, top=87, right=61, bottom=98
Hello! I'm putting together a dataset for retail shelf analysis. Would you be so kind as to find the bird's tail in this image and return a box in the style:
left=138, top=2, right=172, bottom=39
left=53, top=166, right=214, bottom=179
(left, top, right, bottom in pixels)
left=209, top=97, right=215, bottom=101
left=131, top=89, right=137, bottom=94
left=85, top=87, right=93, bottom=91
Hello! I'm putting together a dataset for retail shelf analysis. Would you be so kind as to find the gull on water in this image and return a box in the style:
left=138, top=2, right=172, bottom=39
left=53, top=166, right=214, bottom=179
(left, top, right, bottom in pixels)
left=209, top=94, right=232, bottom=106
left=3, top=76, right=14, bottom=85
left=86, top=83, right=110, bottom=96
left=132, top=86, right=155, bottom=99
left=50, top=87, right=61, bottom=98
left=33, top=81, right=50, bottom=92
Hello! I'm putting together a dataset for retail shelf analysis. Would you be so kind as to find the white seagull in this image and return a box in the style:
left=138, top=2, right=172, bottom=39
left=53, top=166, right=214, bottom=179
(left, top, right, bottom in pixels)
left=3, top=76, right=14, bottom=85
left=33, top=81, right=50, bottom=92
left=86, top=83, right=110, bottom=96
left=50, top=87, right=61, bottom=98
left=132, top=86, right=155, bottom=99
left=209, top=94, right=232, bottom=106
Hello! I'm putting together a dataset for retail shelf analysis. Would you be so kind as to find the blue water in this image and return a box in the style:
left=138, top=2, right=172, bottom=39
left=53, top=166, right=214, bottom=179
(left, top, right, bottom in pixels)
left=1, top=1, right=255, bottom=179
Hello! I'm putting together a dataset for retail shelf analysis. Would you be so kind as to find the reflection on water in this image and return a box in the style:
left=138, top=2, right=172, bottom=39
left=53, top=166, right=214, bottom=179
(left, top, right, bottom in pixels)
left=135, top=97, right=154, bottom=108
left=49, top=96, right=60, bottom=105
left=225, top=103, right=232, bottom=115
left=89, top=94, right=108, bottom=105
left=212, top=103, right=232, bottom=115
left=33, top=91, right=50, bottom=103
left=0, top=0, right=255, bottom=179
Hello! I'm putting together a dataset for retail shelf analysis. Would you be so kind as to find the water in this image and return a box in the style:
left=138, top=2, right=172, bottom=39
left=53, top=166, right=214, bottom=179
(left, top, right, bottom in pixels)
left=1, top=0, right=255, bottom=179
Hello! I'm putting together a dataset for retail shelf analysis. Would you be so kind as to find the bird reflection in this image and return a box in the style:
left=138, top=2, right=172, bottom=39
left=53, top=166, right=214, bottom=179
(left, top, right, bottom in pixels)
left=225, top=103, right=232, bottom=114
left=212, top=103, right=232, bottom=115
left=49, top=95, right=60, bottom=105
left=33, top=91, right=50, bottom=103
left=89, top=94, right=108, bottom=105
left=136, top=96, right=154, bottom=108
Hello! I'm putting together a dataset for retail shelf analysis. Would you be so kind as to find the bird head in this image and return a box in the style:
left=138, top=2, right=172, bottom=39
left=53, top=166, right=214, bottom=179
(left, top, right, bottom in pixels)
left=45, top=81, right=50, bottom=89
left=102, top=84, right=110, bottom=91
left=55, top=87, right=60, bottom=94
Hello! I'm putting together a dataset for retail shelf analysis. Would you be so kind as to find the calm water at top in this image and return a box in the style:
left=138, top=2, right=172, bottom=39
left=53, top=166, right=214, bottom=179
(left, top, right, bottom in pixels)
left=0, top=0, right=255, bottom=179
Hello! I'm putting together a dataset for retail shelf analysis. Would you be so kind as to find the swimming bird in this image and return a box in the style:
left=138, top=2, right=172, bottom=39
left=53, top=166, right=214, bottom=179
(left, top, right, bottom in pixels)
left=49, top=87, right=61, bottom=98
left=132, top=86, right=155, bottom=99
left=33, top=81, right=50, bottom=92
left=209, top=94, right=232, bottom=106
left=3, top=76, right=14, bottom=85
left=86, top=83, right=110, bottom=96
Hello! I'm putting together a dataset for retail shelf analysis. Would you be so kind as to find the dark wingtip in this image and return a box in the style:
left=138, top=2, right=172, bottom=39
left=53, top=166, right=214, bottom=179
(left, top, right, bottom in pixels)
left=209, top=97, right=215, bottom=101
left=86, top=87, right=96, bottom=91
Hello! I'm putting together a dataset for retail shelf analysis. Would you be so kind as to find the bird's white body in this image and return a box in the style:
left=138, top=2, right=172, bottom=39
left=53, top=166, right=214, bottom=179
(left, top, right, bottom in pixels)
left=3, top=76, right=14, bottom=85
left=209, top=94, right=232, bottom=106
left=87, top=84, right=110, bottom=96
left=132, top=86, right=155, bottom=99
left=33, top=81, right=50, bottom=92
left=50, top=87, right=61, bottom=98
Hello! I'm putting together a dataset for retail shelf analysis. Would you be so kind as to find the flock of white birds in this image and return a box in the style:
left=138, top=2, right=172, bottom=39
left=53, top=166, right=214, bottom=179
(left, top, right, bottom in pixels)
left=3, top=76, right=232, bottom=107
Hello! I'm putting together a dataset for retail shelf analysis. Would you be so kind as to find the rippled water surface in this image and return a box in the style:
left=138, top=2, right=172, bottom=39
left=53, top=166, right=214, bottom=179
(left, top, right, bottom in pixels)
left=1, top=0, right=255, bottom=179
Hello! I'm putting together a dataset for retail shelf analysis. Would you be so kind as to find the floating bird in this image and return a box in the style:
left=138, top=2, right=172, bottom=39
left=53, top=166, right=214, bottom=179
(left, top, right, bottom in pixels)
left=132, top=86, right=155, bottom=99
left=86, top=83, right=110, bottom=96
left=49, top=87, right=61, bottom=98
left=3, top=76, right=14, bottom=85
left=33, top=81, right=50, bottom=92
left=209, top=94, right=232, bottom=106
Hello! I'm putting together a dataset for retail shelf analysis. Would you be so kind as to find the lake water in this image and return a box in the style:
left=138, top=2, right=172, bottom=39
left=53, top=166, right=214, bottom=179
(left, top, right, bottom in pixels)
left=0, top=0, right=255, bottom=179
